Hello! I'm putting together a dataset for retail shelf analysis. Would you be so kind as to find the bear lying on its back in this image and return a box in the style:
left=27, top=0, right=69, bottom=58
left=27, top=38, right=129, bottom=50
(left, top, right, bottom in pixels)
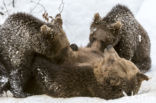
left=0, top=13, right=69, bottom=97
left=24, top=46, right=149, bottom=99
left=88, top=4, right=151, bottom=72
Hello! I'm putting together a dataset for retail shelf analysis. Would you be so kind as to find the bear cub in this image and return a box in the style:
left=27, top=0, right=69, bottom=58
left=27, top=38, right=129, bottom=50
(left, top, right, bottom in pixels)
left=27, top=45, right=149, bottom=99
left=0, top=13, right=69, bottom=97
left=88, top=4, right=151, bottom=72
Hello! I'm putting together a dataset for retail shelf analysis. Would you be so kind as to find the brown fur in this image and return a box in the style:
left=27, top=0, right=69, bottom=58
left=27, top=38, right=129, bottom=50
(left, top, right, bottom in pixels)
left=88, top=5, right=151, bottom=72
left=0, top=13, right=69, bottom=97
left=27, top=44, right=148, bottom=99
left=0, top=12, right=148, bottom=99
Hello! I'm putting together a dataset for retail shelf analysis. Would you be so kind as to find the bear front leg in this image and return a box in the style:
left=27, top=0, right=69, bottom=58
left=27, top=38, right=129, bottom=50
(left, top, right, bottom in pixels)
left=133, top=56, right=151, bottom=73
left=9, top=67, right=32, bottom=98
left=115, top=41, right=134, bottom=60
left=33, top=66, right=53, bottom=93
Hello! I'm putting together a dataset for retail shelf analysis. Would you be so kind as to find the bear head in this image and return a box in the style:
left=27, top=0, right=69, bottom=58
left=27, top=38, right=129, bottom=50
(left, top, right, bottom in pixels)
left=89, top=13, right=122, bottom=51
left=92, top=45, right=148, bottom=99
left=34, top=14, right=70, bottom=59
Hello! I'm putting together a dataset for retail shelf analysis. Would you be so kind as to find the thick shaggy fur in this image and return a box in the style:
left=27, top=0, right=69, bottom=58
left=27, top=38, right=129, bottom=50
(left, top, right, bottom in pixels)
left=0, top=13, right=69, bottom=97
left=24, top=45, right=148, bottom=100
left=88, top=4, right=151, bottom=72
left=0, top=62, right=9, bottom=95
left=0, top=41, right=148, bottom=99
left=0, top=11, right=149, bottom=99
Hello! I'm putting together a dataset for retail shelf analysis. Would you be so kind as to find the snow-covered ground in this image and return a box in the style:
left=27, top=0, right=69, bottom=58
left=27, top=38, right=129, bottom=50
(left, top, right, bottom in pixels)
left=0, top=0, right=156, bottom=103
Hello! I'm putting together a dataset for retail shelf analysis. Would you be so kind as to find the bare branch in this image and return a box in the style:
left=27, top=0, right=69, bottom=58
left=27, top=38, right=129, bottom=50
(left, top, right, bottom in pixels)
left=2, top=0, right=9, bottom=15
left=49, top=16, right=54, bottom=23
left=30, top=0, right=46, bottom=13
left=42, top=12, right=54, bottom=24
left=12, top=0, right=15, bottom=8
left=58, top=0, right=64, bottom=14
left=0, top=12, right=4, bottom=15
left=42, top=12, right=49, bottom=22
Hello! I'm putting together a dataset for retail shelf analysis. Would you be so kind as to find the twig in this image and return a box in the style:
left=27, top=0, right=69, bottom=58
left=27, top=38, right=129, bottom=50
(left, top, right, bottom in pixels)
left=12, top=0, right=15, bottom=8
left=42, top=12, right=49, bottom=22
left=42, top=12, right=54, bottom=23
left=3, top=0, right=9, bottom=15
left=30, top=0, right=46, bottom=13
left=30, top=0, right=41, bottom=13
left=58, top=0, right=64, bottom=14
left=0, top=12, right=4, bottom=15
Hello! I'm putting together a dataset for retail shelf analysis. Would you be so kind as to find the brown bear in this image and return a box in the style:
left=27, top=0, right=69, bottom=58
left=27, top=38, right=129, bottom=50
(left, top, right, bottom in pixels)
left=25, top=45, right=149, bottom=100
left=88, top=4, right=151, bottom=72
left=0, top=13, right=69, bottom=97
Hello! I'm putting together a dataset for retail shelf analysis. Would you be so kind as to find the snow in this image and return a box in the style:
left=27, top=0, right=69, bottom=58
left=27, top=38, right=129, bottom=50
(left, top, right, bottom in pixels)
left=0, top=76, right=8, bottom=86
left=138, top=35, right=142, bottom=42
left=0, top=0, right=156, bottom=103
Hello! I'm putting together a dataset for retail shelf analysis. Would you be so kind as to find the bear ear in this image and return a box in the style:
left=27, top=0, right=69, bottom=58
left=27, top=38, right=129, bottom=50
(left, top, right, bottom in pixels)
left=55, top=14, right=63, bottom=27
left=93, top=13, right=101, bottom=24
left=137, top=72, right=149, bottom=82
left=40, top=25, right=53, bottom=35
left=109, top=21, right=122, bottom=30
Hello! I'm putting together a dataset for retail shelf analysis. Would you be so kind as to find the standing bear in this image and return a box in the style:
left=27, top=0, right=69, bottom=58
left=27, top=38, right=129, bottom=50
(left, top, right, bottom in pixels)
left=88, top=4, right=151, bottom=72
left=0, top=13, right=69, bottom=97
